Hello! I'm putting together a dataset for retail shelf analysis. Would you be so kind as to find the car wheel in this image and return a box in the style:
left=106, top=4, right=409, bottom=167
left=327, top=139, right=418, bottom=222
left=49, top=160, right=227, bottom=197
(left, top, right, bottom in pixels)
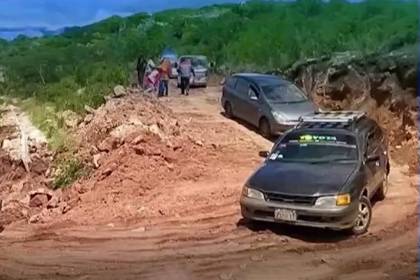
left=244, top=218, right=265, bottom=231
left=350, top=196, right=372, bottom=235
left=376, top=174, right=389, bottom=200
left=259, top=118, right=271, bottom=138
left=224, top=102, right=234, bottom=118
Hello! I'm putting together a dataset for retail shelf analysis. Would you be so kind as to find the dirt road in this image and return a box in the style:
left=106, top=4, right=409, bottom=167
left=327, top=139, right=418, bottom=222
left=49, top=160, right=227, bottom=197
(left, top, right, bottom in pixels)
left=0, top=86, right=418, bottom=280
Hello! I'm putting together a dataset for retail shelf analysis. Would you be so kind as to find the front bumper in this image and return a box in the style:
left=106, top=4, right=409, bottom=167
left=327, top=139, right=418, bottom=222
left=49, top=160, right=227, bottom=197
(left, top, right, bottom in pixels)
left=240, top=196, right=358, bottom=230
left=192, top=76, right=208, bottom=86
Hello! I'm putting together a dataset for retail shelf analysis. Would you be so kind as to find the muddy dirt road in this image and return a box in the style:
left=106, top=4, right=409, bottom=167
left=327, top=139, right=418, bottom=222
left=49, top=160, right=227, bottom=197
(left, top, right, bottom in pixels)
left=0, top=86, right=418, bottom=280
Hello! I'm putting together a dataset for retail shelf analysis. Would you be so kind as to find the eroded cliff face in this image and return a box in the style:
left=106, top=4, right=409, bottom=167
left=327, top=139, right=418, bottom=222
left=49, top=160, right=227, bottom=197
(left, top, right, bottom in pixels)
left=286, top=48, right=417, bottom=111
left=285, top=47, right=418, bottom=171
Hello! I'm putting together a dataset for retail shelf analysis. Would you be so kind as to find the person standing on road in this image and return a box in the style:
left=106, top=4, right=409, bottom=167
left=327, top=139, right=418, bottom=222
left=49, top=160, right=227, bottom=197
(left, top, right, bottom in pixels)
left=136, top=56, right=146, bottom=88
left=159, top=58, right=171, bottom=97
left=177, top=58, right=195, bottom=96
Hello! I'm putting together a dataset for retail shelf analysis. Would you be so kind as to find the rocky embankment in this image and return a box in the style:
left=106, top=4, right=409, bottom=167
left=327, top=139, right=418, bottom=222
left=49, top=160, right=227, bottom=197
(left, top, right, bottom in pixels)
left=284, top=47, right=418, bottom=171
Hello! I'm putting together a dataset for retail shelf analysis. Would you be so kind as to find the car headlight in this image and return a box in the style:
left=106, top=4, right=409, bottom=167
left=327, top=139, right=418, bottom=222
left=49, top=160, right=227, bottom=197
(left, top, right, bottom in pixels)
left=272, top=112, right=288, bottom=124
left=242, top=186, right=265, bottom=200
left=314, top=194, right=351, bottom=208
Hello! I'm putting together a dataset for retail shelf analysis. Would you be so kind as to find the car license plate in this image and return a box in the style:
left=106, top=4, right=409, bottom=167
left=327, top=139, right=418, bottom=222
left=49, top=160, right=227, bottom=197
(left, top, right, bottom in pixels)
left=274, top=209, right=297, bottom=222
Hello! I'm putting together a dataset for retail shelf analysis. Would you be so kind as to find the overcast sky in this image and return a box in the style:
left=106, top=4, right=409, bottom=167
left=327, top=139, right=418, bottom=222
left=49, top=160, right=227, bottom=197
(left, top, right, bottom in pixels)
left=0, top=0, right=243, bottom=29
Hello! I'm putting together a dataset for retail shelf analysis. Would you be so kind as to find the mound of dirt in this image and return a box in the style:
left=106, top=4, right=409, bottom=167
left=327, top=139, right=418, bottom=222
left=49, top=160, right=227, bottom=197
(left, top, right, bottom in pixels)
left=51, top=91, right=254, bottom=226
left=0, top=105, right=56, bottom=229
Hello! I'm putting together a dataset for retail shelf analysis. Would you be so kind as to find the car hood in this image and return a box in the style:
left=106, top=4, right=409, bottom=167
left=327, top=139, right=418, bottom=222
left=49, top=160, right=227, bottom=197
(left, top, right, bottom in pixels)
left=248, top=161, right=357, bottom=196
left=269, top=101, right=315, bottom=121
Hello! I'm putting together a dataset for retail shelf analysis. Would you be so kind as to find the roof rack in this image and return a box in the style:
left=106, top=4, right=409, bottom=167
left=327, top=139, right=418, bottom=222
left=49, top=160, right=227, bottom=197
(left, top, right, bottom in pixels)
left=298, top=111, right=366, bottom=124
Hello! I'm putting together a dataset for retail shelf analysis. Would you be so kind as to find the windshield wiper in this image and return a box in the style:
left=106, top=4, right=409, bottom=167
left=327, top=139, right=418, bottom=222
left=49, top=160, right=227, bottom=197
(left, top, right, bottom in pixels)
left=269, top=100, right=306, bottom=104
left=312, top=158, right=355, bottom=164
left=286, top=100, right=307, bottom=104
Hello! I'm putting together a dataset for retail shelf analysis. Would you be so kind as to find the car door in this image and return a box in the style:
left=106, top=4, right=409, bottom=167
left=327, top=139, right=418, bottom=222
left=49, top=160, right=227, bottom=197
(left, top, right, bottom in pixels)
left=242, top=84, right=262, bottom=127
left=364, top=129, right=381, bottom=196
left=222, top=76, right=238, bottom=113
left=233, top=77, right=253, bottom=121
left=372, top=125, right=388, bottom=184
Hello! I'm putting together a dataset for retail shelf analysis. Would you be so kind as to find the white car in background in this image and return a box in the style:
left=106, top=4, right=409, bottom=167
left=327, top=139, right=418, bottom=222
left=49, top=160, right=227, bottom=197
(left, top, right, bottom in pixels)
left=177, top=55, right=209, bottom=87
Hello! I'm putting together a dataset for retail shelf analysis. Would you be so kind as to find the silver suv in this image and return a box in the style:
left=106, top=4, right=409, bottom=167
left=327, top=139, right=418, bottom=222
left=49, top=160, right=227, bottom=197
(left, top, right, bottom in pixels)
left=177, top=55, right=209, bottom=87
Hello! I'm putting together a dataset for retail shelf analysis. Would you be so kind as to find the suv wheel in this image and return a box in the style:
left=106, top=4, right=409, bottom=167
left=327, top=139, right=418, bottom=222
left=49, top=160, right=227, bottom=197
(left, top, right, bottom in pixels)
left=350, top=197, right=372, bottom=235
left=376, top=174, right=389, bottom=200
left=224, top=102, right=234, bottom=118
left=259, top=118, right=271, bottom=138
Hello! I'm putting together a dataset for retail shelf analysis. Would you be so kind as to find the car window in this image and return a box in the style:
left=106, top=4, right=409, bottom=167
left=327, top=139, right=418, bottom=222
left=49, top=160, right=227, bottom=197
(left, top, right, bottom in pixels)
left=226, top=77, right=238, bottom=89
left=367, top=127, right=380, bottom=155
left=262, top=83, right=307, bottom=103
left=248, top=86, right=259, bottom=99
left=236, top=78, right=249, bottom=95
left=183, top=56, right=208, bottom=68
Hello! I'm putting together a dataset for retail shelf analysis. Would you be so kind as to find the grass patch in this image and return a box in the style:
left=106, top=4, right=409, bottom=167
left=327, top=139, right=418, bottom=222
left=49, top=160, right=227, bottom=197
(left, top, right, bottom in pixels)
left=19, top=98, right=78, bottom=152
left=19, top=98, right=89, bottom=189
left=53, top=157, right=89, bottom=189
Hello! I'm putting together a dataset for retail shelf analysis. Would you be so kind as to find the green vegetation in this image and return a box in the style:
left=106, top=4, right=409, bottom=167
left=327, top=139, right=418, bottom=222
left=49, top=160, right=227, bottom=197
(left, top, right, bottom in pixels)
left=53, top=157, right=88, bottom=189
left=0, top=0, right=417, bottom=121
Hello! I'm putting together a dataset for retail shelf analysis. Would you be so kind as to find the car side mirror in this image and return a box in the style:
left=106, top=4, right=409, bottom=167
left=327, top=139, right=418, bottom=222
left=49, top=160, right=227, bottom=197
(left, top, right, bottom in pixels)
left=259, top=151, right=269, bottom=158
left=250, top=95, right=258, bottom=101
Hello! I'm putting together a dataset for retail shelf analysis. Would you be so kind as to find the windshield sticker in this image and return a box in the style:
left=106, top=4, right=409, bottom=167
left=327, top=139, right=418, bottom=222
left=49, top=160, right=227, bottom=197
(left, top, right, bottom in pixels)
left=298, top=135, right=337, bottom=142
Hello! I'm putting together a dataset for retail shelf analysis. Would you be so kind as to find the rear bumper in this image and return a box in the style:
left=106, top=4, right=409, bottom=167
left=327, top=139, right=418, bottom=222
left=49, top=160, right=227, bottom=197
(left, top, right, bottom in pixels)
left=240, top=196, right=358, bottom=230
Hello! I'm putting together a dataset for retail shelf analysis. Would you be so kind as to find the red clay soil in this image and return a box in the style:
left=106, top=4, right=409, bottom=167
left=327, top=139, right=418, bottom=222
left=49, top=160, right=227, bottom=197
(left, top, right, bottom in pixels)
left=52, top=93, right=262, bottom=226
left=0, top=87, right=417, bottom=280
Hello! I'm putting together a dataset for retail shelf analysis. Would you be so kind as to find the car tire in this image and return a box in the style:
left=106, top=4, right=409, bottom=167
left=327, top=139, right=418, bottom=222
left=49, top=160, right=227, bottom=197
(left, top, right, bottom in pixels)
left=376, top=174, right=389, bottom=201
left=259, top=118, right=271, bottom=139
left=224, top=102, right=234, bottom=118
left=244, top=218, right=265, bottom=231
left=350, top=196, right=372, bottom=235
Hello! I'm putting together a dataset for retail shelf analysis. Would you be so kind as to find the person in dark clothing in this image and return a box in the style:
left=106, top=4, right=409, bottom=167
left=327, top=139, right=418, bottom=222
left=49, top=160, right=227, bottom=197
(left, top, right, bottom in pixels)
left=177, top=58, right=195, bottom=96
left=136, top=57, right=146, bottom=88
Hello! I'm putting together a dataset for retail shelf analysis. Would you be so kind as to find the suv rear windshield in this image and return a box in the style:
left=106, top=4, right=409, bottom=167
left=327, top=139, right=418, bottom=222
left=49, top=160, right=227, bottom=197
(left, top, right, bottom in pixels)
left=269, top=132, right=358, bottom=163
left=262, top=83, right=307, bottom=103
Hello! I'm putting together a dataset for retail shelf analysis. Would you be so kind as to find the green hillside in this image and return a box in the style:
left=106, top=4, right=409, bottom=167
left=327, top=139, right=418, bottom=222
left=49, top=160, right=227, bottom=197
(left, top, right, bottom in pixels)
left=0, top=0, right=417, bottom=114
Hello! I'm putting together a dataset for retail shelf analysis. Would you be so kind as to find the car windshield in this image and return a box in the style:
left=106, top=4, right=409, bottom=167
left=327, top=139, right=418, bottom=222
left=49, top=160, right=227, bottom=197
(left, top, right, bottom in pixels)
left=262, top=83, right=308, bottom=103
left=162, top=54, right=177, bottom=62
left=183, top=57, right=208, bottom=68
left=269, top=132, right=358, bottom=163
